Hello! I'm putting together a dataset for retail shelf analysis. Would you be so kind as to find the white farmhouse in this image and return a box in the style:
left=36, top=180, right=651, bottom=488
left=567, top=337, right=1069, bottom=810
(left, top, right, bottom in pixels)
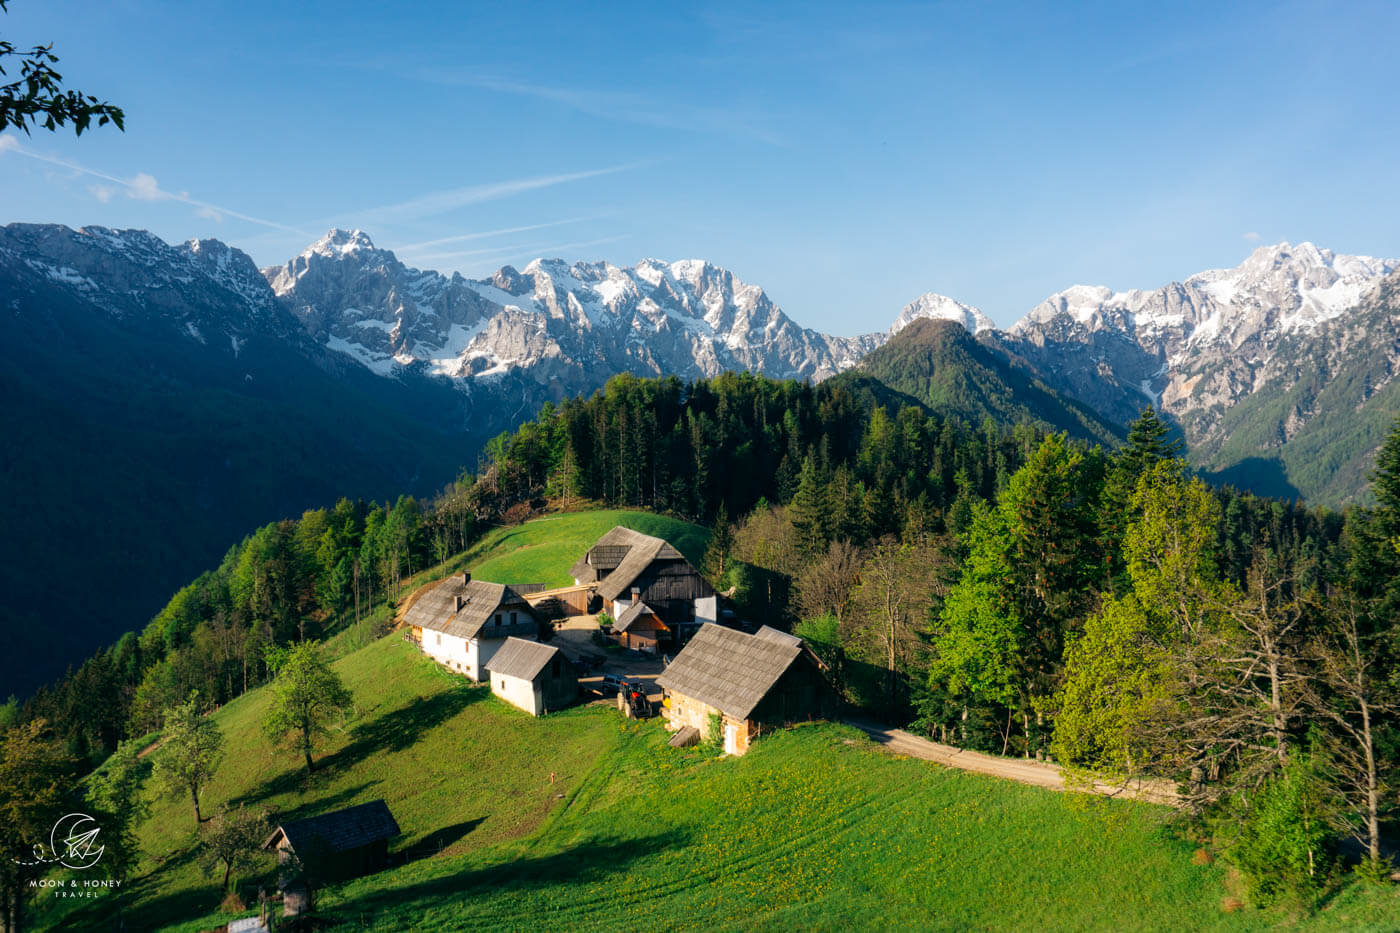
left=404, top=571, right=543, bottom=681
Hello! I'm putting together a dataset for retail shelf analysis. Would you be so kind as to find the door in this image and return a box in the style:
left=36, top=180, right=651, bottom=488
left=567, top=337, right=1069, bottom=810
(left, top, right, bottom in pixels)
left=723, top=720, right=739, bottom=756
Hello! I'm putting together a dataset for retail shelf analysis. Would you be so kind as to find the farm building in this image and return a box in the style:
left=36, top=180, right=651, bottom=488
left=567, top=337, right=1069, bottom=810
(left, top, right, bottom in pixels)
left=612, top=599, right=670, bottom=653
left=656, top=624, right=834, bottom=755
left=486, top=637, right=578, bottom=716
left=264, top=799, right=400, bottom=882
left=571, top=526, right=716, bottom=640
left=404, top=571, right=543, bottom=680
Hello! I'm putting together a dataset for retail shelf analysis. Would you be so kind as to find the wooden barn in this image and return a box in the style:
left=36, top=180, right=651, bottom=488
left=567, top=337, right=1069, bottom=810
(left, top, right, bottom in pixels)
left=612, top=599, right=670, bottom=653
left=264, top=799, right=400, bottom=883
left=404, top=571, right=543, bottom=681
left=571, top=526, right=716, bottom=641
left=656, top=624, right=834, bottom=755
left=486, top=637, right=578, bottom=716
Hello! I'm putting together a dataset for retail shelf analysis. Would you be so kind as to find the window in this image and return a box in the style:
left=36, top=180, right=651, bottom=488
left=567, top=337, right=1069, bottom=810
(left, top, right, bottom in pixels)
left=494, top=614, right=502, bottom=626
left=551, top=657, right=561, bottom=678
left=511, top=611, right=518, bottom=625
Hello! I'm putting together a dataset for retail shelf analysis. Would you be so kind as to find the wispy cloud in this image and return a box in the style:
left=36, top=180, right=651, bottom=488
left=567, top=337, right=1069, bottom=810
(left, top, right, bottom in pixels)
left=390, top=216, right=595, bottom=253
left=0, top=138, right=308, bottom=235
left=345, top=164, right=642, bottom=227
left=1243, top=231, right=1261, bottom=241
left=415, top=69, right=784, bottom=146
left=412, top=234, right=630, bottom=270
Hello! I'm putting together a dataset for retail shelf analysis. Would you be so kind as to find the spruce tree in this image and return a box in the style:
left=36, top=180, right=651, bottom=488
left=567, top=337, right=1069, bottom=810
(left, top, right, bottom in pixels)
left=1370, top=414, right=1400, bottom=535
left=1100, top=406, right=1184, bottom=588
left=789, top=454, right=831, bottom=557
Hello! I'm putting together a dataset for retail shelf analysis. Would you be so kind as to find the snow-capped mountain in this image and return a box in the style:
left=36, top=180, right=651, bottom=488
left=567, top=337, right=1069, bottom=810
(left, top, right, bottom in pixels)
left=890, top=293, right=995, bottom=336
left=263, top=229, right=883, bottom=388
left=998, top=241, right=1399, bottom=501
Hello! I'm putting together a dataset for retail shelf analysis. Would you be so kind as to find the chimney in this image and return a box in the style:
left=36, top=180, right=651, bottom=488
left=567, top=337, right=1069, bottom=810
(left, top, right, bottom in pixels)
left=462, top=570, right=472, bottom=585
left=455, top=595, right=466, bottom=612
left=631, top=587, right=641, bottom=600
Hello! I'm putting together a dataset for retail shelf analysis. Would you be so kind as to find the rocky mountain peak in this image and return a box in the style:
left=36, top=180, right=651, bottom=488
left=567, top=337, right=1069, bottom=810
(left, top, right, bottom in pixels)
left=892, top=292, right=995, bottom=335
left=308, top=227, right=377, bottom=257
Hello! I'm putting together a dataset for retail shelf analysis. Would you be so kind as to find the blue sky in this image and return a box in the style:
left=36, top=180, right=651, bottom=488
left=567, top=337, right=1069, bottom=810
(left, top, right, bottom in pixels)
left=1, top=0, right=1397, bottom=332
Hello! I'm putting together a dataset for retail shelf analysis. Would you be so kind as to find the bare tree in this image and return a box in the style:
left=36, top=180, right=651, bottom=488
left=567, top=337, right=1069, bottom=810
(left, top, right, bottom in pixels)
left=1139, top=564, right=1309, bottom=812
left=1304, top=589, right=1396, bottom=872
left=793, top=539, right=864, bottom=625
left=850, top=536, right=949, bottom=710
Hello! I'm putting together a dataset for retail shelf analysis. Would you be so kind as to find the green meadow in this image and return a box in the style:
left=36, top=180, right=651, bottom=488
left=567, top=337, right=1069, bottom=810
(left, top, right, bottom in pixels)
left=458, top=509, right=710, bottom=589
left=32, top=510, right=1400, bottom=931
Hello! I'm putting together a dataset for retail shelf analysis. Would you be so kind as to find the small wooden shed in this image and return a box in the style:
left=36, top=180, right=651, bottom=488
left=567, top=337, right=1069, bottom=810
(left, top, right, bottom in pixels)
left=486, top=637, right=578, bottom=716
left=263, top=799, right=400, bottom=883
left=612, top=599, right=670, bottom=653
left=656, top=624, right=833, bottom=755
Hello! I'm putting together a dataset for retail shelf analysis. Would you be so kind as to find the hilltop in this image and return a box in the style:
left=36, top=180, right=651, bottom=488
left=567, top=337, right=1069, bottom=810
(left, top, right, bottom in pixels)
left=831, top=318, right=1124, bottom=447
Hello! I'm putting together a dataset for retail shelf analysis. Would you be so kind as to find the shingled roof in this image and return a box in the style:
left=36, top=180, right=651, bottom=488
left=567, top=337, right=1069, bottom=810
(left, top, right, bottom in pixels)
left=656, top=624, right=804, bottom=720
left=487, top=637, right=562, bottom=681
left=264, top=800, right=399, bottom=855
left=570, top=526, right=688, bottom=601
left=614, top=600, right=667, bottom=633
left=403, top=575, right=539, bottom=640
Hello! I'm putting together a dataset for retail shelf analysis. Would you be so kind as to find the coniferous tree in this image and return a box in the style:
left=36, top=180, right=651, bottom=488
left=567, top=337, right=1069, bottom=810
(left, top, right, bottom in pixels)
left=789, top=455, right=831, bottom=557
left=701, top=504, right=734, bottom=583
left=1100, top=406, right=1184, bottom=588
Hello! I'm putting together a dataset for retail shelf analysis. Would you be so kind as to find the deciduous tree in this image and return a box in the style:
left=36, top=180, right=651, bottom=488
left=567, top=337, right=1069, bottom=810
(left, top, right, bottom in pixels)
left=0, top=0, right=124, bottom=137
left=261, top=643, right=353, bottom=776
left=153, top=692, right=223, bottom=826
left=199, top=804, right=270, bottom=893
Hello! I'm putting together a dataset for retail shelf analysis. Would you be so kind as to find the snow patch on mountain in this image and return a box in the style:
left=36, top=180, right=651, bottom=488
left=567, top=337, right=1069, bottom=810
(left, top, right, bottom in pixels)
left=264, top=231, right=883, bottom=386
left=891, top=293, right=995, bottom=335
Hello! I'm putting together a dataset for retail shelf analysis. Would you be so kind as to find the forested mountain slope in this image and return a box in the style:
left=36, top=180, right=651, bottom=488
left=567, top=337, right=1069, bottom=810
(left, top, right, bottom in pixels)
left=0, top=225, right=479, bottom=695
left=832, top=318, right=1124, bottom=448
left=999, top=243, right=1398, bottom=503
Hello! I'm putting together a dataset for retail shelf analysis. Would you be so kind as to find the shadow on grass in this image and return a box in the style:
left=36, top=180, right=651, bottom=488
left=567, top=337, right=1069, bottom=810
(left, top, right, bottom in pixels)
left=242, top=781, right=378, bottom=828
left=245, top=687, right=485, bottom=802
left=323, top=831, right=684, bottom=925
left=44, top=826, right=266, bottom=933
left=402, top=817, right=487, bottom=861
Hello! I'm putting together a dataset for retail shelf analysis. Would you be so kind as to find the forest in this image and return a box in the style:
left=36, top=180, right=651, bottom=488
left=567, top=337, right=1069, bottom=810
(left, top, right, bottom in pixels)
left=5, top=368, right=1398, bottom=910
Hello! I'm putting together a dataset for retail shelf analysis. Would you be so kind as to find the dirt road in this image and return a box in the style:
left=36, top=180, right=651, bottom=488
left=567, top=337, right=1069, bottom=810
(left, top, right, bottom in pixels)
left=846, top=719, right=1179, bottom=807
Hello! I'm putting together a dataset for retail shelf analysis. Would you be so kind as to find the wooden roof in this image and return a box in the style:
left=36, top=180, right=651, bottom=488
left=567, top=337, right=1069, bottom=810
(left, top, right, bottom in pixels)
left=264, top=799, right=399, bottom=855
left=486, top=637, right=563, bottom=682
left=753, top=626, right=802, bottom=648
left=614, top=600, right=668, bottom=633
left=569, top=526, right=688, bottom=601
left=404, top=576, right=540, bottom=640
left=656, top=624, right=803, bottom=720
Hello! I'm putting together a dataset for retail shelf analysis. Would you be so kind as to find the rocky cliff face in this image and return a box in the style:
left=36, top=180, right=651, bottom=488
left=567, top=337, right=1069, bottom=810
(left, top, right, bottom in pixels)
left=262, top=230, right=884, bottom=390
left=998, top=242, right=1398, bottom=502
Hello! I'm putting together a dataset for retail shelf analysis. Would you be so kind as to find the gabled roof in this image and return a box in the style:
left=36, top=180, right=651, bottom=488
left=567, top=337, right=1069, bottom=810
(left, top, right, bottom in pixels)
left=404, top=576, right=539, bottom=640
left=753, top=625, right=801, bottom=648
left=614, top=600, right=668, bottom=633
left=656, top=623, right=803, bottom=720
left=569, top=526, right=689, bottom=601
left=264, top=799, right=399, bottom=855
left=487, top=637, right=563, bottom=681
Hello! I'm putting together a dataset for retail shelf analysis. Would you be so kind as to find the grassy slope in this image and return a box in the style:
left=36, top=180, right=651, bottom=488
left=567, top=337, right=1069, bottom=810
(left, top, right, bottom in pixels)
left=36, top=509, right=1400, bottom=931
left=453, top=509, right=711, bottom=588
